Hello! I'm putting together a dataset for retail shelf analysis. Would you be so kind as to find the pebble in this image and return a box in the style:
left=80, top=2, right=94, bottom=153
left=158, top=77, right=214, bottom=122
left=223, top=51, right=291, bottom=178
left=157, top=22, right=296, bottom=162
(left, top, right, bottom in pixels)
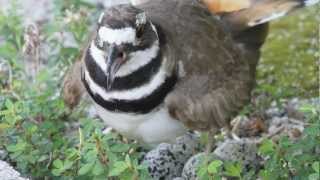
left=0, top=149, right=8, bottom=160
left=142, top=132, right=200, bottom=180
left=271, top=116, right=289, bottom=126
left=182, top=138, right=261, bottom=180
left=0, top=160, right=29, bottom=180
left=143, top=143, right=181, bottom=180
left=265, top=101, right=285, bottom=118
left=173, top=177, right=185, bottom=180
left=213, top=139, right=260, bottom=168
left=171, top=132, right=201, bottom=163
left=265, top=98, right=320, bottom=122
left=182, top=153, right=213, bottom=180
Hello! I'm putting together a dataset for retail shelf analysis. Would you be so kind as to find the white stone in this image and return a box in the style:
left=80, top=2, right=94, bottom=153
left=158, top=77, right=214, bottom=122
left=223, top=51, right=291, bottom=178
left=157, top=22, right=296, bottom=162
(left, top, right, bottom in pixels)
left=0, top=161, right=29, bottom=180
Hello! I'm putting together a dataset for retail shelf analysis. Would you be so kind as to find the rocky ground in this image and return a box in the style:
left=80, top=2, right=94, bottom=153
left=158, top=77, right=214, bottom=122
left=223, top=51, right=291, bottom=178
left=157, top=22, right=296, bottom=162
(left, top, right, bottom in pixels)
left=140, top=97, right=319, bottom=179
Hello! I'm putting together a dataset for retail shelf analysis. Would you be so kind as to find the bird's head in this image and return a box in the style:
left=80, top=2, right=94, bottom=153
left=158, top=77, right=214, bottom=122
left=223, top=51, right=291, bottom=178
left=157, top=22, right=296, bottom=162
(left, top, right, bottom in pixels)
left=92, top=5, right=160, bottom=89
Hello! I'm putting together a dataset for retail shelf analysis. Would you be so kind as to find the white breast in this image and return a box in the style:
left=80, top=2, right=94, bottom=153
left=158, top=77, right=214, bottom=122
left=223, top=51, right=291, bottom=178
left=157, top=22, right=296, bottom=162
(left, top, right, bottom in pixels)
left=94, top=103, right=187, bottom=146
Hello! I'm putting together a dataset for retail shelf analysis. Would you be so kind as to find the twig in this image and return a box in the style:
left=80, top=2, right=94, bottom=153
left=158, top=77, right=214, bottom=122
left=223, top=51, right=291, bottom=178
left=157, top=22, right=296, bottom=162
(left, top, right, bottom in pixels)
left=46, top=152, right=53, bottom=169
left=288, top=119, right=309, bottom=126
left=94, top=136, right=108, bottom=165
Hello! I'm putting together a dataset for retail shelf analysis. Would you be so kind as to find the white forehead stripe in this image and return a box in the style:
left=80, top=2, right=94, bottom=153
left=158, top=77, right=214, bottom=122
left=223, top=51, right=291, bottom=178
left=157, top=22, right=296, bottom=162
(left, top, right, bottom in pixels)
left=90, top=42, right=107, bottom=72
left=99, top=27, right=136, bottom=45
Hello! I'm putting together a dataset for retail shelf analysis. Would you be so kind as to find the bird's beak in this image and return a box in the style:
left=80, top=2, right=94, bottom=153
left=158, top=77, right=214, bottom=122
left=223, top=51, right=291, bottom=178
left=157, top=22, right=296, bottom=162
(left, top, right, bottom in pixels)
left=106, top=45, right=126, bottom=90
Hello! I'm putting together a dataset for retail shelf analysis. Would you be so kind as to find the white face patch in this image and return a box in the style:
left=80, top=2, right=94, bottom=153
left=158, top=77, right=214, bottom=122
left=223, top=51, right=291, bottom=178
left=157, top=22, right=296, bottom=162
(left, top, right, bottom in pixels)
left=99, top=27, right=136, bottom=45
left=90, top=42, right=107, bottom=72
left=115, top=40, right=160, bottom=77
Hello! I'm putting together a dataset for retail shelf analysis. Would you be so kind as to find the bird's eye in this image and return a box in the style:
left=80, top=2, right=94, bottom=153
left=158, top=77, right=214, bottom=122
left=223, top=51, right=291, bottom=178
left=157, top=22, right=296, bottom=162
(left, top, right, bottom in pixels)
left=136, top=25, right=144, bottom=39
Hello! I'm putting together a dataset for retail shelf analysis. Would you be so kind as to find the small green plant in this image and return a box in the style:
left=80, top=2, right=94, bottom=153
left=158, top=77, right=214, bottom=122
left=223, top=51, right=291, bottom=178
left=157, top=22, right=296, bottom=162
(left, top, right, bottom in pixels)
left=0, top=2, right=150, bottom=179
left=197, top=102, right=319, bottom=180
left=197, top=158, right=244, bottom=180
left=258, top=104, right=320, bottom=180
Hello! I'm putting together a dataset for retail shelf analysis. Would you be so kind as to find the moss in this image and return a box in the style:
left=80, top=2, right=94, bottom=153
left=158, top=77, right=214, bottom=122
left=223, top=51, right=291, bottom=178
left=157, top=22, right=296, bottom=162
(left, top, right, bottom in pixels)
left=257, top=6, right=319, bottom=98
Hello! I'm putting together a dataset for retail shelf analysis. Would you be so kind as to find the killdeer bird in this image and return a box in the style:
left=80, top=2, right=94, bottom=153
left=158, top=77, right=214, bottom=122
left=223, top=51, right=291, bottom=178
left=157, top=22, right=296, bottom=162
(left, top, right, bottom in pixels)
left=64, top=0, right=318, bottom=146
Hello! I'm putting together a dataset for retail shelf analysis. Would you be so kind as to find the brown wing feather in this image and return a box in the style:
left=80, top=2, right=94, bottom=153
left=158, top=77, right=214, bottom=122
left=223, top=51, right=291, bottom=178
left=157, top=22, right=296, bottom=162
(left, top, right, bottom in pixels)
left=141, top=0, right=253, bottom=132
left=62, top=29, right=97, bottom=109
left=62, top=60, right=85, bottom=109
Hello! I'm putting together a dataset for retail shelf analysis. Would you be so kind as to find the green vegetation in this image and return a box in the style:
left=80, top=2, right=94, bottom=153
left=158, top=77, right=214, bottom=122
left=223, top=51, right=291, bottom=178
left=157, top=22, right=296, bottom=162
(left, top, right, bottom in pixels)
left=258, top=6, right=319, bottom=98
left=0, top=1, right=319, bottom=179
left=0, top=1, right=149, bottom=179
left=198, top=105, right=320, bottom=180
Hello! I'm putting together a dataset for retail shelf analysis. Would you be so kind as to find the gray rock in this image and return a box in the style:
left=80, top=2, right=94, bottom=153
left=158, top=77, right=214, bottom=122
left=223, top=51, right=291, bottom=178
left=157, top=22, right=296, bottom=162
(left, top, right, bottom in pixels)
left=0, top=160, right=29, bottom=180
left=173, top=177, right=185, bottom=180
left=171, top=132, right=201, bottom=164
left=286, top=98, right=320, bottom=119
left=265, top=98, right=319, bottom=123
left=265, top=101, right=285, bottom=118
left=0, top=149, right=8, bottom=160
left=131, top=0, right=149, bottom=5
left=303, top=98, right=320, bottom=108
left=182, top=139, right=261, bottom=180
left=142, top=132, right=200, bottom=180
left=213, top=139, right=260, bottom=168
left=143, top=143, right=180, bottom=180
left=268, top=116, right=305, bottom=141
left=271, top=116, right=289, bottom=127
left=285, top=98, right=305, bottom=120
left=182, top=153, right=209, bottom=180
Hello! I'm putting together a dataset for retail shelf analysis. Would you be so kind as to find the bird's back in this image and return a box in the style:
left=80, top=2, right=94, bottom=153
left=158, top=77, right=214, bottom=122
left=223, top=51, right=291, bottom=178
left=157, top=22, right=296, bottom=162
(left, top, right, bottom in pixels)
left=139, top=0, right=252, bottom=92
left=138, top=0, right=252, bottom=131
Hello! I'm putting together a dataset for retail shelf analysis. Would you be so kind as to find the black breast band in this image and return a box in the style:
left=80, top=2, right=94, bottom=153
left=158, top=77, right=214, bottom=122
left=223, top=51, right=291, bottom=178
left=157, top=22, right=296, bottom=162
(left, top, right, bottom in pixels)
left=82, top=71, right=177, bottom=114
